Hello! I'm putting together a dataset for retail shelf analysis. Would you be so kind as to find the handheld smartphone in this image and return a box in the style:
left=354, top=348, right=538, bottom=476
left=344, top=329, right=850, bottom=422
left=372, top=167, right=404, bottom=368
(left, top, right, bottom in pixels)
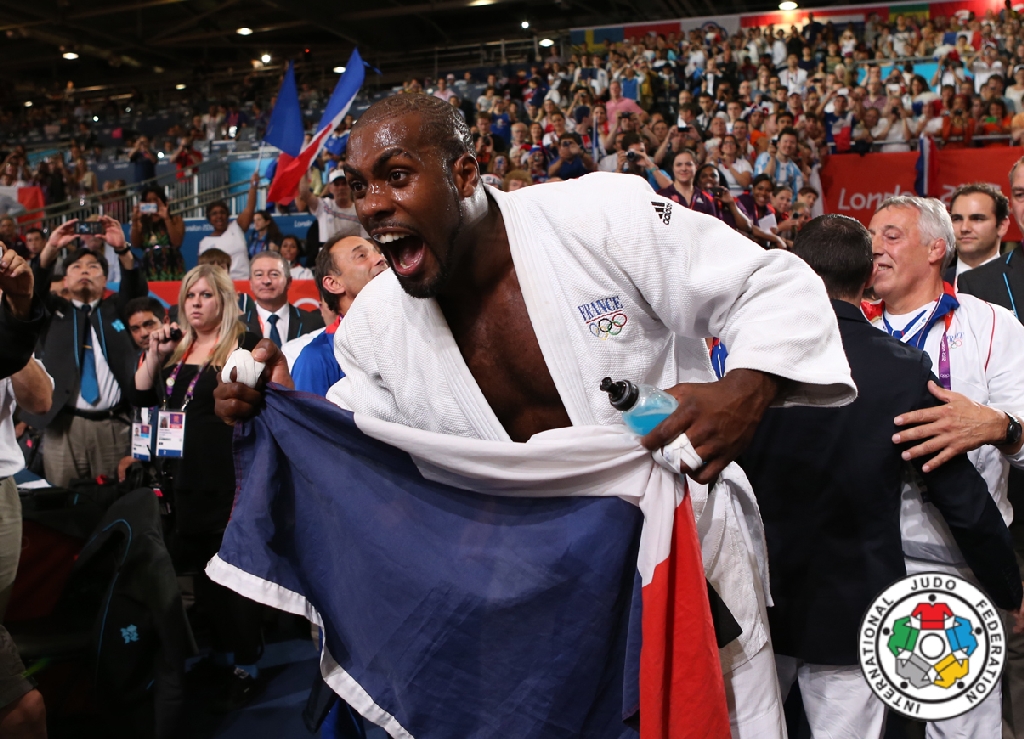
left=711, top=186, right=726, bottom=197
left=75, top=221, right=105, bottom=235
left=140, top=202, right=158, bottom=214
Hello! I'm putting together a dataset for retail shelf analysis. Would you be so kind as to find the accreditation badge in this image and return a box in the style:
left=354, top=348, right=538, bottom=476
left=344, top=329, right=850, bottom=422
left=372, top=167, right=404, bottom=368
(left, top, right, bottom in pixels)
left=155, top=410, right=187, bottom=458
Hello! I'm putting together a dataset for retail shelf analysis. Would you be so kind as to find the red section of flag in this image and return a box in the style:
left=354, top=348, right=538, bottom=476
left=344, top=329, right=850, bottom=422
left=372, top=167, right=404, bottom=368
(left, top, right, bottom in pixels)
left=640, top=493, right=731, bottom=739
left=17, top=185, right=45, bottom=227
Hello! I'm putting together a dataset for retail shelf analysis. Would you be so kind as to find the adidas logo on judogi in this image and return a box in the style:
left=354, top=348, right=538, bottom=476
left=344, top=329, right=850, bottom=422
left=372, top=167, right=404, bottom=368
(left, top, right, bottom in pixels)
left=651, top=201, right=672, bottom=225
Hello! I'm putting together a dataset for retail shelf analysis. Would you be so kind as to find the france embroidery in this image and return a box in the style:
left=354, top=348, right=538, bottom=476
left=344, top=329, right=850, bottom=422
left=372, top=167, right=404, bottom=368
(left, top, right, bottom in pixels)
left=577, top=296, right=629, bottom=340
left=651, top=200, right=672, bottom=226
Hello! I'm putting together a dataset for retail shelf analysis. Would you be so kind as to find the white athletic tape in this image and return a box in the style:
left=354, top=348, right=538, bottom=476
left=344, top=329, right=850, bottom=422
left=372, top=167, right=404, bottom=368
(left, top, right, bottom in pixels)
left=221, top=349, right=266, bottom=388
left=652, top=433, right=704, bottom=474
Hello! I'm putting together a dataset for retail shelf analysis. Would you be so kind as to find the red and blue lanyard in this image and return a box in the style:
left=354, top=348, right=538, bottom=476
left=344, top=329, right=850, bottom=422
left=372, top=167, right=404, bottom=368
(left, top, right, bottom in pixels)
left=163, top=345, right=209, bottom=411
left=878, top=284, right=960, bottom=390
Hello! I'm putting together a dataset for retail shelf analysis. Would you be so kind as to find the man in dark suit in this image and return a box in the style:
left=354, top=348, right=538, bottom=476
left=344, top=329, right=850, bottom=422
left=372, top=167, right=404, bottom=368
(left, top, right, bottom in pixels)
left=25, top=217, right=148, bottom=487
left=956, top=162, right=1024, bottom=739
left=738, top=215, right=1023, bottom=739
left=947, top=182, right=1011, bottom=288
left=241, top=250, right=323, bottom=346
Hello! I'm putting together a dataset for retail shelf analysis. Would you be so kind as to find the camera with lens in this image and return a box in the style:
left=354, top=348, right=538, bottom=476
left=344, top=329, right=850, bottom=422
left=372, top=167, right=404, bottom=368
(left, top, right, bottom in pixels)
left=626, top=150, right=638, bottom=163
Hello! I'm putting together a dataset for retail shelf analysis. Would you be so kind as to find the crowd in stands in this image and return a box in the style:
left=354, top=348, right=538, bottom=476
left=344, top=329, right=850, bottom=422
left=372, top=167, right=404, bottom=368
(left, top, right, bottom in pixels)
left=7, top=6, right=1024, bottom=737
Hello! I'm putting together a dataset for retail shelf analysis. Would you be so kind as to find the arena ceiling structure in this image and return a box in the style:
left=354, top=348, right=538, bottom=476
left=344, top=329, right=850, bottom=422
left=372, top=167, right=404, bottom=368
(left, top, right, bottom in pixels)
left=0, top=0, right=870, bottom=98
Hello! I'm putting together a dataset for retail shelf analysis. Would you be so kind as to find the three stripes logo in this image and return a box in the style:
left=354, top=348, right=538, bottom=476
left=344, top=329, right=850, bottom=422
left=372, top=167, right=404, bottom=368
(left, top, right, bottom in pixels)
left=651, top=200, right=672, bottom=226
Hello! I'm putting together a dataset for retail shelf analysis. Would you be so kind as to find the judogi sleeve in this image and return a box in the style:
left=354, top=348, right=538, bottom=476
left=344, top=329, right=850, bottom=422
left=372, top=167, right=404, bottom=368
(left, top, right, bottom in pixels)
left=606, top=174, right=855, bottom=408
left=326, top=302, right=403, bottom=422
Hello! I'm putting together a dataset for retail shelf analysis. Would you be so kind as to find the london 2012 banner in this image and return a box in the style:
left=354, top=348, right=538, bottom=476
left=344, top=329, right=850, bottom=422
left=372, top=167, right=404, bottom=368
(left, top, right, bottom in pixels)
left=820, top=146, right=1024, bottom=242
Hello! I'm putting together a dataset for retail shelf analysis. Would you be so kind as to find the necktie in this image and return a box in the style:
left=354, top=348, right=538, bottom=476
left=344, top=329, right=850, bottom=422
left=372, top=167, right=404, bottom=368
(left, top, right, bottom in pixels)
left=80, top=304, right=100, bottom=405
left=267, top=314, right=282, bottom=348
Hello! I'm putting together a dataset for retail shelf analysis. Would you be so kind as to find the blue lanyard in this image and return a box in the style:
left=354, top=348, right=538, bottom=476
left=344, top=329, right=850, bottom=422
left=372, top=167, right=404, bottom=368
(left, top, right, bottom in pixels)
left=1005, top=252, right=1019, bottom=320
left=881, top=307, right=930, bottom=347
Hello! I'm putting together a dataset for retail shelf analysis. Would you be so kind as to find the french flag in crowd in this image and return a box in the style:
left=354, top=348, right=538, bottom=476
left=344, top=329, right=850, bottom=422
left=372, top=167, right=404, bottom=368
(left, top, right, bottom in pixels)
left=914, top=135, right=939, bottom=197
left=208, top=387, right=729, bottom=739
left=267, top=49, right=366, bottom=204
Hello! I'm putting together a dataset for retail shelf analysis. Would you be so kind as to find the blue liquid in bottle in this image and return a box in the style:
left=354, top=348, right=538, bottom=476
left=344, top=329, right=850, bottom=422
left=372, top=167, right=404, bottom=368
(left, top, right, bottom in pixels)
left=600, top=377, right=679, bottom=435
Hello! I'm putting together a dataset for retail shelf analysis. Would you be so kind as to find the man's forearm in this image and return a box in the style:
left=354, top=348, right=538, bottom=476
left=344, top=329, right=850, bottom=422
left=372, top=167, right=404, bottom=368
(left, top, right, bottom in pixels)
left=11, top=357, right=52, bottom=415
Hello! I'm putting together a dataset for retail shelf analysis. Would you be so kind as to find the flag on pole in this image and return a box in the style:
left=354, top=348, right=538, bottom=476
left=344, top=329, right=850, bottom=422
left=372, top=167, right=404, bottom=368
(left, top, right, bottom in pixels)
left=208, top=387, right=730, bottom=739
left=267, top=49, right=365, bottom=204
left=263, top=60, right=304, bottom=157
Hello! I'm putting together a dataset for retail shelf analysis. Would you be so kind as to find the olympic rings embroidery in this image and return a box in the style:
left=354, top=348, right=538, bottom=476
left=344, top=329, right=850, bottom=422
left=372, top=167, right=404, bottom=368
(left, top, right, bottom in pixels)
left=588, top=312, right=628, bottom=339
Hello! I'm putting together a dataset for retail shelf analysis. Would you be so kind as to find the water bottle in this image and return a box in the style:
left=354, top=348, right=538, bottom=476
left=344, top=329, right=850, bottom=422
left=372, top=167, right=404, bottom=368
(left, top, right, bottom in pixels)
left=600, top=377, right=679, bottom=435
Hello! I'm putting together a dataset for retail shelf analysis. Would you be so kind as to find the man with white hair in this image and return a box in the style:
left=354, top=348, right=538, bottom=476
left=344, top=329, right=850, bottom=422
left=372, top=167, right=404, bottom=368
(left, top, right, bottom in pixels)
left=867, top=195, right=1024, bottom=738
left=241, top=250, right=323, bottom=347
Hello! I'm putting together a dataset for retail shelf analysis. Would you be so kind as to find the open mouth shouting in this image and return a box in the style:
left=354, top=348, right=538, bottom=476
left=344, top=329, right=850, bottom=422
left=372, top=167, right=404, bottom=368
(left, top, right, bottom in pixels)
left=374, top=230, right=428, bottom=278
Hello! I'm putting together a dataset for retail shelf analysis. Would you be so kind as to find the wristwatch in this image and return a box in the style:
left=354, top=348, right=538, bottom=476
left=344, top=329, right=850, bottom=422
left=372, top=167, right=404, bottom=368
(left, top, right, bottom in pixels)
left=114, top=241, right=132, bottom=255
left=1004, top=413, right=1023, bottom=447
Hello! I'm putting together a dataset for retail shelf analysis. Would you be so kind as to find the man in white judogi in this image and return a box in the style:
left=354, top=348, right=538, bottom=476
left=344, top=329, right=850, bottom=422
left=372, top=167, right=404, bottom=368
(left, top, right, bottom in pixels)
left=217, top=94, right=857, bottom=738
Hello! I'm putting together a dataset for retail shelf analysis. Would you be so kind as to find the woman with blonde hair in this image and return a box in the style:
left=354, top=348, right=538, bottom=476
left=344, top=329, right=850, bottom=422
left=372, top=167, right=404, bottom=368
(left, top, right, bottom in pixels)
left=132, top=264, right=265, bottom=709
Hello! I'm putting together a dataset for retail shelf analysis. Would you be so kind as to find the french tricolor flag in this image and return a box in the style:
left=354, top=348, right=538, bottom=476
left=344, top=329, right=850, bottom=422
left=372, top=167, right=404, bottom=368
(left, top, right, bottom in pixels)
left=209, top=387, right=730, bottom=738
left=267, top=49, right=365, bottom=205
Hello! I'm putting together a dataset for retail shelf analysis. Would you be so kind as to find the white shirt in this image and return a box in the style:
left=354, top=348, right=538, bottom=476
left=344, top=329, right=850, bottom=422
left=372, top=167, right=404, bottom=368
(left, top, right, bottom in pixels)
left=720, top=158, right=753, bottom=196
left=289, top=264, right=314, bottom=280
left=778, top=68, right=808, bottom=95
left=198, top=221, right=248, bottom=281
left=0, top=359, right=53, bottom=477
left=72, top=299, right=121, bottom=411
left=956, top=251, right=1001, bottom=278
left=255, top=302, right=290, bottom=343
left=871, top=293, right=1024, bottom=562
left=311, top=197, right=367, bottom=243
left=281, top=328, right=323, bottom=371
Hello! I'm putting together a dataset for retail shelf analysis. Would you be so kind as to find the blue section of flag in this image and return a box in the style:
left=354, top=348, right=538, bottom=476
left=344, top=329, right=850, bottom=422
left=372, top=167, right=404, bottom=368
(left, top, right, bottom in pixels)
left=217, top=388, right=642, bottom=738
left=323, top=131, right=349, bottom=157
left=264, top=61, right=305, bottom=157
left=316, top=50, right=366, bottom=135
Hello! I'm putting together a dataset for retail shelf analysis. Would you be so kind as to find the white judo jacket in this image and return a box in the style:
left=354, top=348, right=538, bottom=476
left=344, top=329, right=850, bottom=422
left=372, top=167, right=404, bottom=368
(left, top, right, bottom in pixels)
left=327, top=172, right=857, bottom=669
left=869, top=291, right=1024, bottom=564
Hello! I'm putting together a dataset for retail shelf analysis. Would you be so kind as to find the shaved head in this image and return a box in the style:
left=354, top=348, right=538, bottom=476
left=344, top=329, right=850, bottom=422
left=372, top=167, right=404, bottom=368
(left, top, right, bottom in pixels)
left=352, top=93, right=474, bottom=169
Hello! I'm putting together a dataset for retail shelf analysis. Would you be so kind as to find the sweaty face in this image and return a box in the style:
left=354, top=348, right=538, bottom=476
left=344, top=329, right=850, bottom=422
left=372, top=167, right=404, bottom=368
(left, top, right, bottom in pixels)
left=129, top=310, right=162, bottom=351
left=868, top=206, right=943, bottom=302
left=950, top=192, right=1006, bottom=263
left=346, top=112, right=468, bottom=299
left=250, top=256, right=289, bottom=305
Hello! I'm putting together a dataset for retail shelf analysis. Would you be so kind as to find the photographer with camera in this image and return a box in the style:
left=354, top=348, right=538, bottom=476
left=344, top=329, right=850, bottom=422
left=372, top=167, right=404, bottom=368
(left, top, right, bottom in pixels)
left=130, top=185, right=185, bottom=281
left=472, top=112, right=506, bottom=172
left=617, top=133, right=671, bottom=190
left=547, top=133, right=596, bottom=181
left=941, top=94, right=976, bottom=149
left=25, top=217, right=147, bottom=487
